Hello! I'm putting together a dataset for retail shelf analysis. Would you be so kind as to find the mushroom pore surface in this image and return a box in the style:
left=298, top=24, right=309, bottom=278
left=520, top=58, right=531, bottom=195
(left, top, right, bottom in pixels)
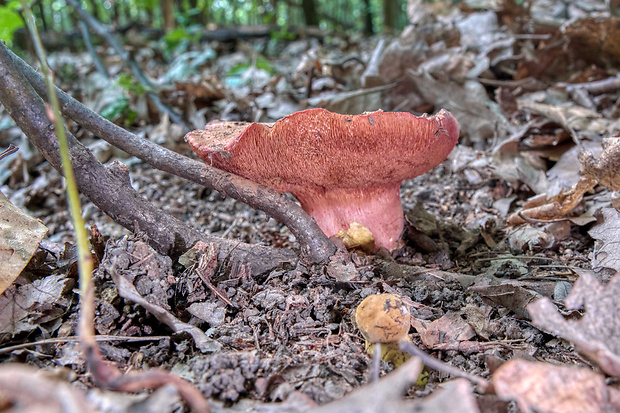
left=186, top=108, right=459, bottom=250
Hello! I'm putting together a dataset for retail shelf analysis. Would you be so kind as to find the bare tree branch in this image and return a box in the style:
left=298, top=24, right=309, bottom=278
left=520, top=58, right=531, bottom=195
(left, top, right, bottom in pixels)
left=65, top=0, right=189, bottom=130
left=4, top=46, right=337, bottom=264
left=0, top=42, right=297, bottom=275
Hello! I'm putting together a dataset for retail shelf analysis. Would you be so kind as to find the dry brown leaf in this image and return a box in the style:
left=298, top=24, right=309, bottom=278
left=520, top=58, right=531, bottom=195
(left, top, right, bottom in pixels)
left=0, top=273, right=71, bottom=340
left=546, top=141, right=603, bottom=197
left=588, top=207, right=620, bottom=275
left=580, top=137, right=620, bottom=192
left=462, top=304, right=494, bottom=341
left=564, top=16, right=620, bottom=68
left=470, top=283, right=541, bottom=319
left=0, top=364, right=95, bottom=412
left=0, top=191, right=48, bottom=295
left=493, top=359, right=620, bottom=413
left=517, top=101, right=608, bottom=137
left=509, top=138, right=620, bottom=225
left=528, top=272, right=620, bottom=377
left=411, top=312, right=476, bottom=348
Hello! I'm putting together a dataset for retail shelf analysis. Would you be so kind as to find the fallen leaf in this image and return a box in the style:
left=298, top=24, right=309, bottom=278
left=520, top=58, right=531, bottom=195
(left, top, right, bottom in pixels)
left=102, top=239, right=222, bottom=353
left=580, top=137, right=620, bottom=192
left=0, top=364, right=95, bottom=412
left=493, top=359, right=620, bottom=413
left=470, top=283, right=541, bottom=319
left=0, top=191, right=48, bottom=294
left=588, top=207, right=620, bottom=275
left=411, top=312, right=476, bottom=348
left=528, top=272, right=620, bottom=377
left=0, top=273, right=71, bottom=340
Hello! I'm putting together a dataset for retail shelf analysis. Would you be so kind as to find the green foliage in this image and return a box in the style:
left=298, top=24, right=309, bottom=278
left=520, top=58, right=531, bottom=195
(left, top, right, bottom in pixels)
left=227, top=55, right=275, bottom=77
left=225, top=55, right=275, bottom=87
left=116, top=73, right=149, bottom=95
left=270, top=25, right=296, bottom=42
left=100, top=96, right=138, bottom=125
left=0, top=1, right=24, bottom=46
left=103, top=73, right=147, bottom=125
left=161, top=27, right=202, bottom=56
left=175, top=7, right=202, bottom=26
left=133, top=0, right=159, bottom=9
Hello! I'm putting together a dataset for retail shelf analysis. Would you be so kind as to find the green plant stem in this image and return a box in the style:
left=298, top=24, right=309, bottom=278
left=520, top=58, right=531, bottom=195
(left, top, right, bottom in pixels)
left=20, top=0, right=94, bottom=335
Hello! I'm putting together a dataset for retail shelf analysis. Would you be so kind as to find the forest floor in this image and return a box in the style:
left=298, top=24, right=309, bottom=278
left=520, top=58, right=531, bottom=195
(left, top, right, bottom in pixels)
left=1, top=0, right=620, bottom=412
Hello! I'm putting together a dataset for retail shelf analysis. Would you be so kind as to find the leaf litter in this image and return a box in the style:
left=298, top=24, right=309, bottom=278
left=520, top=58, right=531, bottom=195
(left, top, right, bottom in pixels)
left=1, top=0, right=620, bottom=411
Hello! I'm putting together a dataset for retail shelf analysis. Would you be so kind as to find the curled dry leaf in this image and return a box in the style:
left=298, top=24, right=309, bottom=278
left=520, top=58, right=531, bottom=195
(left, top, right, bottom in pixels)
left=509, top=137, right=620, bottom=225
left=0, top=191, right=48, bottom=295
left=470, top=283, right=541, bottom=320
left=493, top=359, right=620, bottom=413
left=527, top=272, right=620, bottom=377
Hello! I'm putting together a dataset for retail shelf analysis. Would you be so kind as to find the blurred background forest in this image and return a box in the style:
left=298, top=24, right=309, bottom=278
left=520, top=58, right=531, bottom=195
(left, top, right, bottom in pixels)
left=0, top=0, right=411, bottom=49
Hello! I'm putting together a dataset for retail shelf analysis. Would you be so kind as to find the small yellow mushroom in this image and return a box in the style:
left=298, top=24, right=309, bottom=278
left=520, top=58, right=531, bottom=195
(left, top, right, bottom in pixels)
left=355, top=293, right=428, bottom=385
left=335, top=221, right=375, bottom=251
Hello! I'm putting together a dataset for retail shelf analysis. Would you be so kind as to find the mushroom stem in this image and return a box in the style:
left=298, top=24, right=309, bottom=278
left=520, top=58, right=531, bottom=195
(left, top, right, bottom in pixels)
left=295, top=184, right=403, bottom=250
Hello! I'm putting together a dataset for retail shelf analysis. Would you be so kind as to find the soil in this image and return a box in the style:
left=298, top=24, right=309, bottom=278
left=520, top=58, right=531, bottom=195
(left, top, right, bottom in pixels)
left=0, top=149, right=592, bottom=409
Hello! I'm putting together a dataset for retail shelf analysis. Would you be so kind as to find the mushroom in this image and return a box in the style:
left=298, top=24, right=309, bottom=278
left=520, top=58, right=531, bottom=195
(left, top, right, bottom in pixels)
left=355, top=293, right=411, bottom=348
left=355, top=293, right=428, bottom=384
left=186, top=108, right=459, bottom=250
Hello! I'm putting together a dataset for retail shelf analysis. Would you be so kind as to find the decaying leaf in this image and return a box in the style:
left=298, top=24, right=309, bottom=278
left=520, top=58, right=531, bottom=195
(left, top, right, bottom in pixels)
left=101, top=238, right=222, bottom=353
left=470, top=283, right=541, bottom=319
left=588, top=207, right=620, bottom=275
left=528, top=272, right=620, bottom=377
left=580, top=137, right=620, bottom=192
left=0, top=273, right=72, bottom=340
left=493, top=359, right=620, bottom=413
left=0, top=191, right=48, bottom=295
left=509, top=137, right=620, bottom=224
left=410, top=312, right=476, bottom=349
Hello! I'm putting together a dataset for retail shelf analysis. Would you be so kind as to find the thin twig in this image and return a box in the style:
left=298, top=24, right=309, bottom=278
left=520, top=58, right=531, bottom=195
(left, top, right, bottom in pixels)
left=517, top=211, right=573, bottom=224
left=78, top=21, right=107, bottom=77
left=0, top=335, right=170, bottom=355
left=0, top=144, right=19, bottom=160
left=562, top=75, right=620, bottom=95
left=399, top=340, right=489, bottom=391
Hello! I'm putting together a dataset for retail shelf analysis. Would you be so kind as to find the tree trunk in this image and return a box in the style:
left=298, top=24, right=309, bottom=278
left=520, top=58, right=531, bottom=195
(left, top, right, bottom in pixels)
left=301, top=0, right=319, bottom=26
left=382, top=0, right=398, bottom=34
left=363, top=0, right=374, bottom=35
left=160, top=0, right=175, bottom=30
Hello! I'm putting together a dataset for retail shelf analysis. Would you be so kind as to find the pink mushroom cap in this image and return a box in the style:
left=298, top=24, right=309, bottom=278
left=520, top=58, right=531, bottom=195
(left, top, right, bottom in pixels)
left=186, top=108, right=459, bottom=250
